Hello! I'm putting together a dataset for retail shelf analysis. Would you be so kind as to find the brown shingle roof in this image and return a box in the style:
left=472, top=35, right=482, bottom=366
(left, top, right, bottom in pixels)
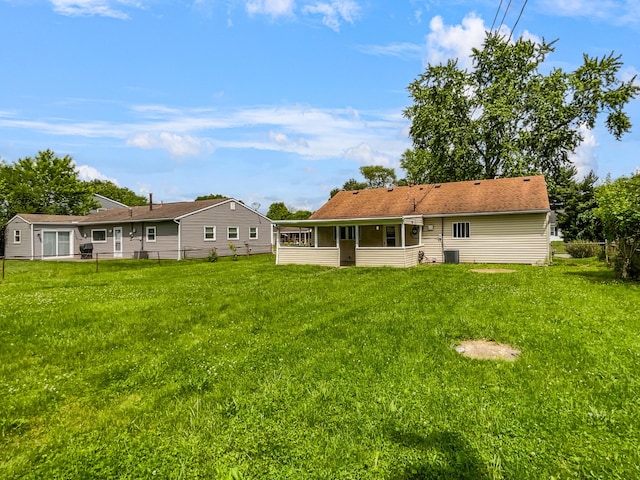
left=310, top=175, right=549, bottom=220
left=16, top=198, right=229, bottom=225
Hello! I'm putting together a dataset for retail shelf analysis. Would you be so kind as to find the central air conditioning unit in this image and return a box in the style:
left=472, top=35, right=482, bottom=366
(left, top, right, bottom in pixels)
left=444, top=250, right=459, bottom=264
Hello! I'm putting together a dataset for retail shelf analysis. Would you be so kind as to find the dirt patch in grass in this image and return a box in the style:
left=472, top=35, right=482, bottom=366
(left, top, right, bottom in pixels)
left=470, top=268, right=516, bottom=274
left=455, top=339, right=520, bottom=361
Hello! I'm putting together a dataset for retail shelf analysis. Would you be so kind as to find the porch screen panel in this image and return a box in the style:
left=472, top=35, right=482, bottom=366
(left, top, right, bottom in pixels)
left=43, top=232, right=57, bottom=257
left=58, top=232, right=71, bottom=256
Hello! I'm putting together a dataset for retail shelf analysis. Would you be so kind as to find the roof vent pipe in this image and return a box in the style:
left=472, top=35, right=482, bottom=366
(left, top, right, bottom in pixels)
left=149, top=193, right=153, bottom=211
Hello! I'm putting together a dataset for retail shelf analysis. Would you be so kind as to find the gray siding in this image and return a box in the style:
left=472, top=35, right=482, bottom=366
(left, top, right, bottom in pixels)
left=179, top=201, right=273, bottom=259
left=4, top=217, right=32, bottom=259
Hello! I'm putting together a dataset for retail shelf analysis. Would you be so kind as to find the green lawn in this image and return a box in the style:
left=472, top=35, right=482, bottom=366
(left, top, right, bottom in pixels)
left=1, top=255, right=638, bottom=479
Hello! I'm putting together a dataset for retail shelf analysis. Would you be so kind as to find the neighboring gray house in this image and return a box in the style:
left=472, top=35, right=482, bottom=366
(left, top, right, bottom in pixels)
left=4, top=198, right=273, bottom=260
left=92, top=193, right=128, bottom=212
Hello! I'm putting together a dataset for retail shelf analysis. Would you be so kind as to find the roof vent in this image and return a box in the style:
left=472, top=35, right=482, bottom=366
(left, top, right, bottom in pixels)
left=419, top=187, right=424, bottom=190
left=523, top=177, right=531, bottom=182
left=474, top=181, right=481, bottom=185
left=387, top=188, right=394, bottom=192
left=434, top=184, right=441, bottom=189
left=352, top=190, right=359, bottom=194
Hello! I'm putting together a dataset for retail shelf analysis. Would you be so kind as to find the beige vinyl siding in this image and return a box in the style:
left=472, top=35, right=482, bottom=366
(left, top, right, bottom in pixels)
left=277, top=246, right=340, bottom=266
left=356, top=245, right=422, bottom=267
left=420, top=220, right=444, bottom=263
left=4, top=217, right=32, bottom=259
left=440, top=213, right=549, bottom=264
left=180, top=201, right=272, bottom=259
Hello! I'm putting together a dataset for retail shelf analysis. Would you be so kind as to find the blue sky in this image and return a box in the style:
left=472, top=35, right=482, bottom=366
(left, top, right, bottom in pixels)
left=1, top=0, right=639, bottom=212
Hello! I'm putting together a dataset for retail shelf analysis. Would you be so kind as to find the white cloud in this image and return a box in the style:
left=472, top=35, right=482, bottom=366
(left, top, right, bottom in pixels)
left=343, top=142, right=391, bottom=166
left=570, top=124, right=599, bottom=178
left=425, top=14, right=491, bottom=70
left=424, top=14, right=541, bottom=70
left=126, top=132, right=215, bottom=157
left=48, top=0, right=142, bottom=19
left=620, top=66, right=640, bottom=86
left=0, top=102, right=409, bottom=164
left=76, top=164, right=119, bottom=183
left=246, top=0, right=295, bottom=18
left=355, top=42, right=423, bottom=60
left=538, top=0, right=640, bottom=24
left=302, top=0, right=360, bottom=32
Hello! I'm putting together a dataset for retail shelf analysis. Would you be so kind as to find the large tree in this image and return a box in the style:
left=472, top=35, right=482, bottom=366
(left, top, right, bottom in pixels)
left=595, top=174, right=640, bottom=279
left=330, top=166, right=398, bottom=198
left=1, top=150, right=96, bottom=225
left=401, top=33, right=639, bottom=184
left=555, top=170, right=602, bottom=242
left=88, top=179, right=148, bottom=206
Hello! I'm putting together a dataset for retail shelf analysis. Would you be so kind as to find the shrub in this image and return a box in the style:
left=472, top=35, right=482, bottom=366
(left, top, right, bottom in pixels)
left=207, top=248, right=218, bottom=262
left=228, top=242, right=238, bottom=261
left=565, top=241, right=601, bottom=258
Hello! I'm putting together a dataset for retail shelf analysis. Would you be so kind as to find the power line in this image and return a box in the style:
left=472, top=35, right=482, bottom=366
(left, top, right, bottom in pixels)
left=489, top=0, right=504, bottom=32
left=509, top=0, right=529, bottom=42
left=496, top=0, right=514, bottom=34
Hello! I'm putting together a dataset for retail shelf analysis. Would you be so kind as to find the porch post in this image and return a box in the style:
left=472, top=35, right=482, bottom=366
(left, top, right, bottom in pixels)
left=401, top=223, right=406, bottom=247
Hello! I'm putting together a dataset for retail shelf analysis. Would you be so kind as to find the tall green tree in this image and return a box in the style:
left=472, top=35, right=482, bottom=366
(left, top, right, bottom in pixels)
left=402, top=33, right=639, bottom=184
left=266, top=202, right=292, bottom=220
left=88, top=179, right=148, bottom=206
left=1, top=150, right=96, bottom=223
left=360, top=166, right=397, bottom=188
left=330, top=166, right=399, bottom=198
left=556, top=171, right=602, bottom=242
left=595, top=174, right=640, bottom=279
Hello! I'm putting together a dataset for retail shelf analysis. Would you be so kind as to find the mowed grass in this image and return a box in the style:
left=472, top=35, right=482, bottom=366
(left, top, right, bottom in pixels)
left=0, top=255, right=639, bottom=479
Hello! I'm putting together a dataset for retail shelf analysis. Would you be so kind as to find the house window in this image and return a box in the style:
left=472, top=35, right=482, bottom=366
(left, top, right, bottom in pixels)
left=204, top=226, right=216, bottom=241
left=249, top=227, right=258, bottom=239
left=146, top=226, right=157, bottom=242
left=13, top=230, right=21, bottom=244
left=452, top=222, right=470, bottom=238
left=230, top=202, right=236, bottom=210
left=550, top=225, right=559, bottom=237
left=227, top=226, right=239, bottom=240
left=91, top=229, right=107, bottom=243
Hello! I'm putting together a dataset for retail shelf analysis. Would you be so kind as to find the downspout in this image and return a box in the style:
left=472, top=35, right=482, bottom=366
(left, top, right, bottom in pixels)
left=173, top=218, right=181, bottom=261
left=30, top=223, right=34, bottom=260
left=441, top=217, right=445, bottom=261
left=275, top=225, right=280, bottom=265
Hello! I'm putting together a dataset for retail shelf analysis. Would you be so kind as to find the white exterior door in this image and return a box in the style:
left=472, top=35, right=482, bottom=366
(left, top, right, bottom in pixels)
left=113, top=227, right=123, bottom=258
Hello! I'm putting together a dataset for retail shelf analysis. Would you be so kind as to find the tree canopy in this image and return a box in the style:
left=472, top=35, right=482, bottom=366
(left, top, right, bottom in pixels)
left=266, top=202, right=312, bottom=221
left=595, top=173, right=640, bottom=279
left=401, top=33, right=639, bottom=185
left=88, top=179, right=148, bottom=206
left=330, top=166, right=398, bottom=198
left=195, top=193, right=226, bottom=201
left=1, top=150, right=97, bottom=226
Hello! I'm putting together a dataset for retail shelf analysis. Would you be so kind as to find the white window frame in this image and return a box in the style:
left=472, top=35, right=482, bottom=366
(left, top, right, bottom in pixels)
left=249, top=227, right=258, bottom=240
left=230, top=201, right=236, bottom=210
left=227, top=226, right=239, bottom=240
left=91, top=229, right=108, bottom=243
left=452, top=222, right=470, bottom=239
left=146, top=226, right=157, bottom=243
left=204, top=226, right=216, bottom=241
left=13, top=230, right=21, bottom=244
